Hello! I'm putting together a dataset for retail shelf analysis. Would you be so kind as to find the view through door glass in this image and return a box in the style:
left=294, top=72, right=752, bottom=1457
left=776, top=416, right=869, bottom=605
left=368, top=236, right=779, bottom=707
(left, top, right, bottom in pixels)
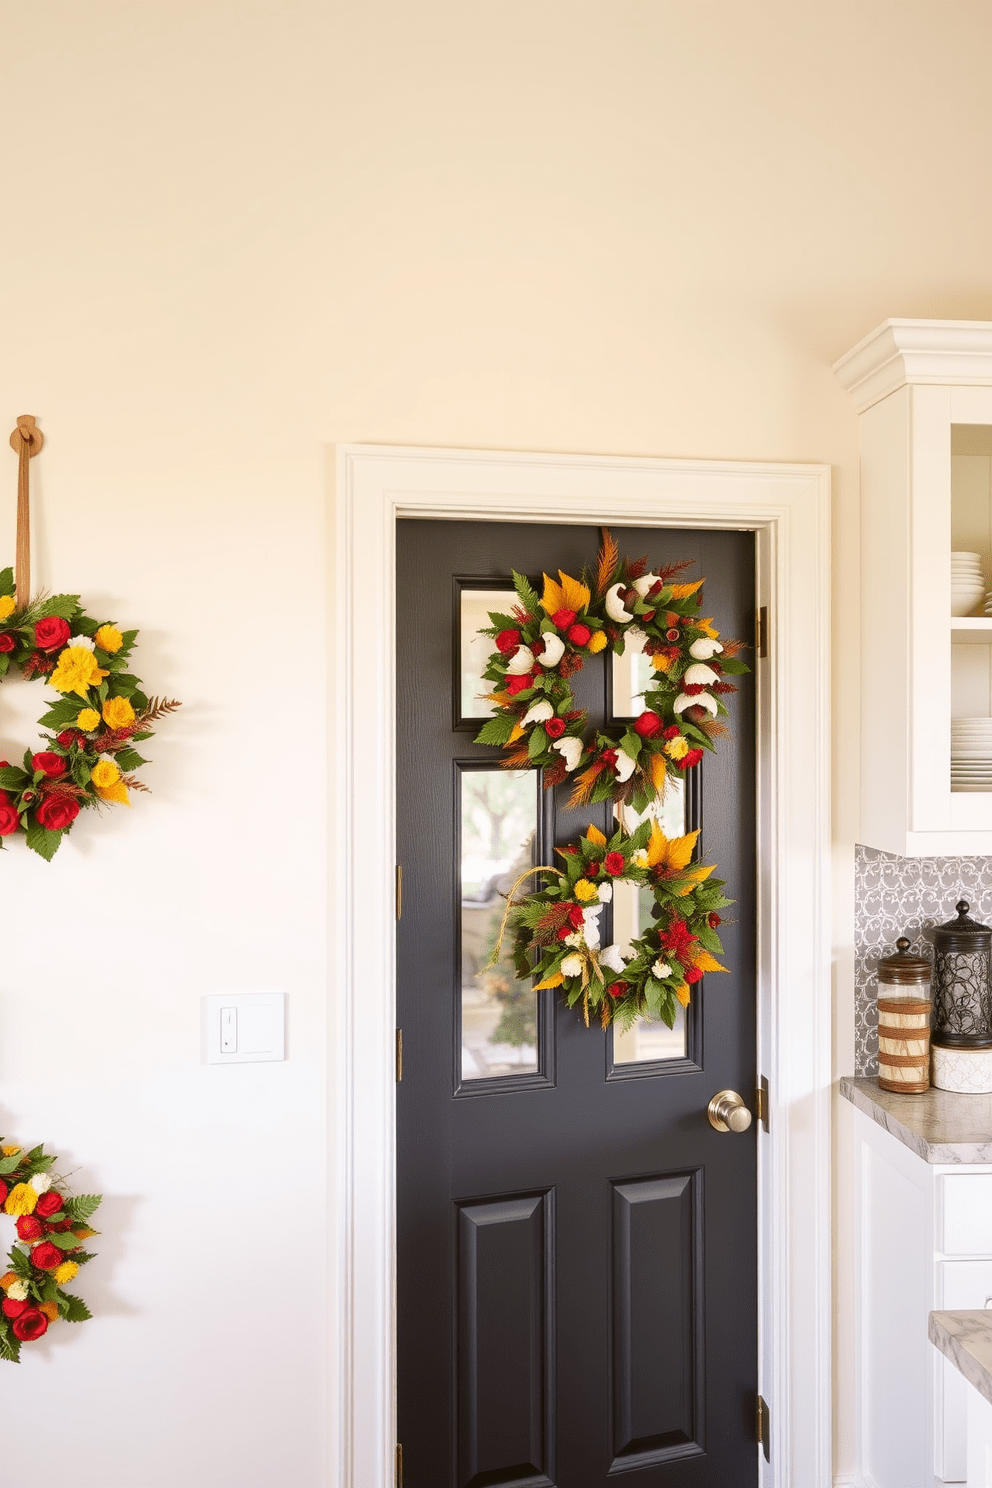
left=397, top=520, right=757, bottom=1488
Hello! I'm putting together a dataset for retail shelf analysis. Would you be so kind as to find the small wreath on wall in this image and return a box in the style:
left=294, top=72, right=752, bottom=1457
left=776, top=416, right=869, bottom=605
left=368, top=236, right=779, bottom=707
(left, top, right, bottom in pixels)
left=1, top=416, right=180, bottom=859
left=0, top=1138, right=102, bottom=1361
left=493, top=820, right=732, bottom=1030
left=474, top=531, right=746, bottom=1030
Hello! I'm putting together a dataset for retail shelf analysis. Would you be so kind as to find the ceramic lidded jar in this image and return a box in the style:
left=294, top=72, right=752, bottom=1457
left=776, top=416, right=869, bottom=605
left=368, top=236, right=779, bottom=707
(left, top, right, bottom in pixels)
left=931, top=901, right=992, bottom=1093
left=875, top=938, right=932, bottom=1093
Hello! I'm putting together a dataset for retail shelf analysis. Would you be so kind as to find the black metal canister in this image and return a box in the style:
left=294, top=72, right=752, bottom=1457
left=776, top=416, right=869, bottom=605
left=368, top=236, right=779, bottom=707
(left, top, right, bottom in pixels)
left=931, top=900, right=992, bottom=1047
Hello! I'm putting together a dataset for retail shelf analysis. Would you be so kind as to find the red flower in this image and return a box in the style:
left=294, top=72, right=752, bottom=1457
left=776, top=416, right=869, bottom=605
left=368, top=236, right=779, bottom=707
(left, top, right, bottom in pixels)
left=12, top=1307, right=49, bottom=1342
left=551, top=608, right=577, bottom=630
left=567, top=904, right=585, bottom=929
left=57, top=730, right=84, bottom=748
left=662, top=725, right=681, bottom=741
left=607, top=981, right=629, bottom=999
left=556, top=926, right=573, bottom=941
left=32, top=751, right=67, bottom=778
left=0, top=632, right=14, bottom=654
left=708, top=913, right=722, bottom=929
left=545, top=717, right=566, bottom=739
left=31, top=1242, right=63, bottom=1271
left=35, top=1191, right=63, bottom=1218
left=567, top=623, right=591, bottom=646
left=0, top=800, right=18, bottom=836
left=33, top=617, right=71, bottom=652
left=530, top=638, right=545, bottom=657
left=505, top=675, right=531, bottom=695
left=35, top=794, right=80, bottom=831
left=496, top=628, right=521, bottom=654
left=0, top=1179, right=7, bottom=1205
left=587, top=860, right=601, bottom=876
left=685, top=967, right=704, bottom=984
left=665, top=627, right=680, bottom=642
left=633, top=711, right=662, bottom=738
left=601, top=748, right=618, bottom=768
left=16, top=1215, right=45, bottom=1242
left=2, top=1296, right=29, bottom=1318
left=604, top=852, right=626, bottom=876
left=677, top=748, right=705, bottom=771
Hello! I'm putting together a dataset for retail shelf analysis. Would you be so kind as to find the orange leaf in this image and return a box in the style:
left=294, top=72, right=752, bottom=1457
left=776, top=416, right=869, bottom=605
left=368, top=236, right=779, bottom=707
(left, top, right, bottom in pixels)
left=540, top=572, right=565, bottom=616
left=671, top=863, right=717, bottom=896
left=508, top=721, right=525, bottom=743
left=667, top=580, right=704, bottom=599
left=692, top=949, right=728, bottom=974
left=675, top=982, right=692, bottom=1007
left=649, top=753, right=668, bottom=790
left=534, top=971, right=564, bottom=990
left=567, top=760, right=606, bottom=808
left=557, top=570, right=591, bottom=614
left=647, top=823, right=699, bottom=871
left=500, top=748, right=531, bottom=770
left=595, top=528, right=620, bottom=597
left=697, top=616, right=719, bottom=639
left=585, top=824, right=608, bottom=847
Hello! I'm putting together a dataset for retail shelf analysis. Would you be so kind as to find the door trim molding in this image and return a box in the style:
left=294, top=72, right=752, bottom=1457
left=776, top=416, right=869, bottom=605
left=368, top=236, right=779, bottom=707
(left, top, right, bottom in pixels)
left=332, top=444, right=832, bottom=1488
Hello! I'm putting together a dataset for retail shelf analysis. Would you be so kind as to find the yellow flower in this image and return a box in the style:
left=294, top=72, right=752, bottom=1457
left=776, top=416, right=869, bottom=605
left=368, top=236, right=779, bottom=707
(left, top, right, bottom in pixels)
left=38, top=1300, right=59, bottom=1322
left=4, top=1183, right=38, bottom=1216
left=49, top=646, right=109, bottom=699
left=587, top=630, right=608, bottom=654
left=651, top=653, right=674, bottom=672
left=91, top=757, right=121, bottom=789
left=574, top=878, right=598, bottom=902
left=53, top=1261, right=79, bottom=1286
left=102, top=696, right=136, bottom=730
left=664, top=735, right=689, bottom=761
left=94, top=624, right=123, bottom=653
left=77, top=708, right=101, bottom=731
left=1, top=1144, right=21, bottom=1157
left=0, top=595, right=14, bottom=620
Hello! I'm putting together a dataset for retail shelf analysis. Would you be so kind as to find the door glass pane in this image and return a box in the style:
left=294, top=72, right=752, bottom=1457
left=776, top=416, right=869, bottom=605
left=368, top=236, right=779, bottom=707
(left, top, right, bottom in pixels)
left=460, top=588, right=518, bottom=720
left=612, top=641, right=653, bottom=717
left=611, top=784, right=689, bottom=1064
left=461, top=768, right=540, bottom=1080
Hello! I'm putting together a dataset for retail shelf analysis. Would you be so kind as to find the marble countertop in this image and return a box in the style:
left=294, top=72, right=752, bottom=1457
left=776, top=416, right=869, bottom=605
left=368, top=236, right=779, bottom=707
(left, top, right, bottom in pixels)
left=841, top=1076, right=992, bottom=1164
left=930, top=1311, right=992, bottom=1408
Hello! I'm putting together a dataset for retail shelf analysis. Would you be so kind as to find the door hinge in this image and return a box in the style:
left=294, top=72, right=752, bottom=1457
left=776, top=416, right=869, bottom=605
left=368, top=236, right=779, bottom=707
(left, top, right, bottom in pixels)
left=396, top=864, right=403, bottom=921
left=395, top=1442, right=403, bottom=1487
left=756, top=1394, right=770, bottom=1460
left=755, top=1074, right=769, bottom=1132
left=755, top=606, right=768, bottom=659
left=396, top=1029, right=403, bottom=1083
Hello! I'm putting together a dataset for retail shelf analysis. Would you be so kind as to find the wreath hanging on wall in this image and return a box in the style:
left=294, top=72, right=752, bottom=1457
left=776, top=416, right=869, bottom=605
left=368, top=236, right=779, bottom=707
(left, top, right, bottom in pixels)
left=475, top=530, right=747, bottom=1029
left=0, top=1137, right=102, bottom=1362
left=1, top=415, right=179, bottom=858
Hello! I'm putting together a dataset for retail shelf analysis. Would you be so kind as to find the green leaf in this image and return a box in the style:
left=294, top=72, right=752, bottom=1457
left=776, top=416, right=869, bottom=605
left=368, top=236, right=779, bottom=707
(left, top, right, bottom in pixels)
left=0, top=1152, right=23, bottom=1175
left=64, top=1193, right=102, bottom=1223
left=0, top=567, right=13, bottom=594
left=0, top=1323, right=21, bottom=1362
left=484, top=612, right=520, bottom=632
left=527, top=726, right=548, bottom=759
left=511, top=569, right=540, bottom=615
left=115, top=749, right=146, bottom=771
left=60, top=1294, right=93, bottom=1323
left=48, top=1231, right=86, bottom=1251
left=718, top=656, right=749, bottom=674
left=33, top=593, right=80, bottom=620
left=473, top=715, right=516, bottom=747
left=24, top=822, right=64, bottom=860
left=37, top=699, right=84, bottom=730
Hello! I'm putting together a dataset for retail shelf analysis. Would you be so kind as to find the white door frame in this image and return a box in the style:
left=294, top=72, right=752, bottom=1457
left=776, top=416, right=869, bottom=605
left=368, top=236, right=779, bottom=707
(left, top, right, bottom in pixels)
left=332, top=443, right=832, bottom=1488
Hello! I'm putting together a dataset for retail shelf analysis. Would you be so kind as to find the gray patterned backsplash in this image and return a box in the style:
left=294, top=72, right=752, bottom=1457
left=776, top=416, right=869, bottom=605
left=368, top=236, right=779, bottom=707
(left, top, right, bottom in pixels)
left=855, top=845, right=992, bottom=1075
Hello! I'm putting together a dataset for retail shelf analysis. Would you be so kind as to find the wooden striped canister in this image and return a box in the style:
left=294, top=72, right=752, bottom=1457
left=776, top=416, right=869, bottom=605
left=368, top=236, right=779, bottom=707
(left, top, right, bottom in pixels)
left=877, top=996, right=932, bottom=1093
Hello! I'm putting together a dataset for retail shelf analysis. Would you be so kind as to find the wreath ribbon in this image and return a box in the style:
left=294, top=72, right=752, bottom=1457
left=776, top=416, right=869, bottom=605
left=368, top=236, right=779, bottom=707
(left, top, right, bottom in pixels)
left=9, top=415, right=43, bottom=609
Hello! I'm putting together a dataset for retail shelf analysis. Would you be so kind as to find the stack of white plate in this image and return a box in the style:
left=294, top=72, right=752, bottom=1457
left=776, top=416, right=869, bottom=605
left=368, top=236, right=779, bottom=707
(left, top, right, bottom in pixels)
left=951, top=717, right=992, bottom=792
left=983, top=589, right=992, bottom=616
left=952, top=552, right=985, bottom=616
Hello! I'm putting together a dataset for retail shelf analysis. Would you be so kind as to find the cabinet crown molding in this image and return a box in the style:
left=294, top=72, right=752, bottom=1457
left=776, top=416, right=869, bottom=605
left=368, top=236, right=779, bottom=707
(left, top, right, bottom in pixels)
left=834, top=317, right=992, bottom=413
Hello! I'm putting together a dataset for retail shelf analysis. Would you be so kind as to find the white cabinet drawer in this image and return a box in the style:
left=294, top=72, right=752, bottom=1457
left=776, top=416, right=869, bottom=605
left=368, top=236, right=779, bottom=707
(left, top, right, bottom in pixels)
left=940, top=1175, right=992, bottom=1255
left=937, top=1260, right=992, bottom=1482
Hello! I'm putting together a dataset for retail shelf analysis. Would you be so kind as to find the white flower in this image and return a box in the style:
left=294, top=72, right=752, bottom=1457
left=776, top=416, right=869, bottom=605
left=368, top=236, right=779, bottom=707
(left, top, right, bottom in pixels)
left=674, top=691, right=718, bottom=718
left=560, top=953, right=583, bottom=978
left=522, top=699, right=554, bottom=726
left=505, top=644, right=535, bottom=675
left=6, top=1280, right=28, bottom=1302
left=633, top=573, right=661, bottom=599
left=625, top=626, right=647, bottom=653
left=600, top=943, right=630, bottom=973
left=684, top=662, right=720, bottom=687
left=553, top=736, right=583, bottom=772
left=537, top=633, right=565, bottom=668
left=29, top=1172, right=52, bottom=1195
left=597, top=882, right=613, bottom=903
left=652, top=959, right=672, bottom=979
left=563, top=931, right=582, bottom=947
left=67, top=633, right=96, bottom=652
left=689, top=637, right=723, bottom=660
left=632, top=849, right=649, bottom=868
left=582, top=909, right=602, bottom=949
left=605, top=583, right=633, bottom=623
left=612, top=748, right=636, bottom=783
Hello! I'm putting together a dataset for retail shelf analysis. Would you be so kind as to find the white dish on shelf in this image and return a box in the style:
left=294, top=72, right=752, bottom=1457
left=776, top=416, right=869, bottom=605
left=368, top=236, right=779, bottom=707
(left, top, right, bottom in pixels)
left=952, top=551, right=983, bottom=559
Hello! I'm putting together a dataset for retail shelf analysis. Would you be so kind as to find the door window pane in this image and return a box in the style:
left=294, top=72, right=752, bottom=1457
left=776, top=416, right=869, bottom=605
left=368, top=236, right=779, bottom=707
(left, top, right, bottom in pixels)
left=612, top=642, right=654, bottom=718
left=460, top=588, right=518, bottom=721
left=461, top=769, right=540, bottom=1080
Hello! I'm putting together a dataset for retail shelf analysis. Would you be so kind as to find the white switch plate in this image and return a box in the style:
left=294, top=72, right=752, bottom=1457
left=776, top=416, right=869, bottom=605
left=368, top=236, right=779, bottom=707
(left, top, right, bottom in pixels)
left=204, top=993, right=285, bottom=1064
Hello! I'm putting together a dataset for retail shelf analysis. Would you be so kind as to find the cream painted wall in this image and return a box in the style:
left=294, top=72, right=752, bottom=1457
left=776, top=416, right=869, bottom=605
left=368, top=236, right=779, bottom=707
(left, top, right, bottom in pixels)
left=0, top=2, right=990, bottom=1482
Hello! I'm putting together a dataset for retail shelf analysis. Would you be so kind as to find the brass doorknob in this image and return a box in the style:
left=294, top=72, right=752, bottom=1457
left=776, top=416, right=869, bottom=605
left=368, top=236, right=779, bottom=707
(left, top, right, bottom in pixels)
left=707, top=1089, right=753, bottom=1133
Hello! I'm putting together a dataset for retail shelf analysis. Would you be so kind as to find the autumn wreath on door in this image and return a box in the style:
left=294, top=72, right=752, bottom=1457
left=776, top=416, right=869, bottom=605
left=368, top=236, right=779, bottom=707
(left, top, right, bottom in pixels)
left=475, top=530, right=747, bottom=1031
left=0, top=416, right=179, bottom=858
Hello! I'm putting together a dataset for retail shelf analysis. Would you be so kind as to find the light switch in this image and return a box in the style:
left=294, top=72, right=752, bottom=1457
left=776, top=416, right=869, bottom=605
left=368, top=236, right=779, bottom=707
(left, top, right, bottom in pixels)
left=204, top=993, right=285, bottom=1064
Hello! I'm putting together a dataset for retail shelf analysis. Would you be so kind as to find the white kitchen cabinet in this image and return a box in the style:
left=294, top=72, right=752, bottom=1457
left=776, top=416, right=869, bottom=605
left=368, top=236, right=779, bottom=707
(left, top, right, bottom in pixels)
left=835, top=319, right=992, bottom=855
left=850, top=1098, right=992, bottom=1485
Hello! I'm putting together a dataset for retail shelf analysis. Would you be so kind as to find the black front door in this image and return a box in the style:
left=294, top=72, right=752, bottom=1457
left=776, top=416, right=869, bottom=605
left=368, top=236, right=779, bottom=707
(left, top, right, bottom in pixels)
left=397, top=519, right=756, bottom=1488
